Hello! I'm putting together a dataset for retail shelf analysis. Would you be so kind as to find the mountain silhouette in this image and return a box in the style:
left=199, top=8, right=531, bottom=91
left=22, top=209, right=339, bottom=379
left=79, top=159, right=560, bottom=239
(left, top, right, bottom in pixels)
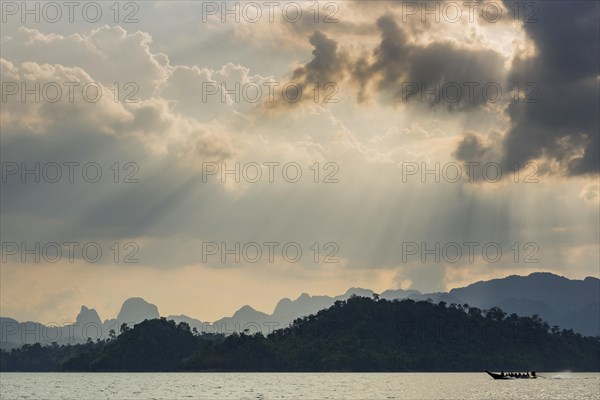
left=1, top=272, right=598, bottom=350
left=116, top=297, right=160, bottom=325
left=449, top=272, right=599, bottom=314
left=76, top=306, right=102, bottom=327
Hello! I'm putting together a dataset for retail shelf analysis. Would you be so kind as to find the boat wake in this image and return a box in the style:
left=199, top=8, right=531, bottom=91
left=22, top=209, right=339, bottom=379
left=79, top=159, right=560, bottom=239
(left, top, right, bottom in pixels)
left=550, top=372, right=574, bottom=379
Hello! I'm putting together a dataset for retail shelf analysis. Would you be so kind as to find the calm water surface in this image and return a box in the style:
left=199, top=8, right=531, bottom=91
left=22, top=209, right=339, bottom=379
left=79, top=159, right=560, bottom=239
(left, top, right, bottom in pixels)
left=1, top=372, right=598, bottom=399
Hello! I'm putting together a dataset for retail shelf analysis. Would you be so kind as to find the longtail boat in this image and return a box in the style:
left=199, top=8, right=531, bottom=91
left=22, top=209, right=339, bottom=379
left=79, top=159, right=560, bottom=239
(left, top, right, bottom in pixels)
left=485, top=370, right=537, bottom=379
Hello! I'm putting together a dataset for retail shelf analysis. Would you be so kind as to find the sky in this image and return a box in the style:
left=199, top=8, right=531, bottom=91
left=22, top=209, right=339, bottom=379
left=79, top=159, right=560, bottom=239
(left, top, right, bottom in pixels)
left=1, top=0, right=598, bottom=324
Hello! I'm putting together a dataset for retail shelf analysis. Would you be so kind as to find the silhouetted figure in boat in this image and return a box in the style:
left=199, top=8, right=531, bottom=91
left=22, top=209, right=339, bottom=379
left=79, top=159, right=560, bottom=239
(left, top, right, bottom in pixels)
left=500, top=372, right=505, bottom=377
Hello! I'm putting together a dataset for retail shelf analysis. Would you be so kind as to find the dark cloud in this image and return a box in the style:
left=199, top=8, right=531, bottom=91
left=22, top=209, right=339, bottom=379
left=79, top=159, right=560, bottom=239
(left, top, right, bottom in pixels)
left=453, top=133, right=492, bottom=161
left=280, top=14, right=506, bottom=111
left=456, top=0, right=599, bottom=176
left=291, top=31, right=349, bottom=84
left=359, top=15, right=412, bottom=94
left=285, top=5, right=598, bottom=177
left=265, top=30, right=350, bottom=109
left=451, top=132, right=504, bottom=181
left=359, top=15, right=506, bottom=110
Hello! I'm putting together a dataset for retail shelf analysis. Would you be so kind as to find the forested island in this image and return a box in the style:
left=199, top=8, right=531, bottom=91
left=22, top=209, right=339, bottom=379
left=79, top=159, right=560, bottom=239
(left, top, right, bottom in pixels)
left=2, top=296, right=599, bottom=372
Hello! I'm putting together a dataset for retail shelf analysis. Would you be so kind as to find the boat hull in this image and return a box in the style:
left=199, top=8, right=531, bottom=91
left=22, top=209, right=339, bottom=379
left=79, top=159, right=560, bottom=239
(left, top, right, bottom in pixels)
left=485, top=370, right=536, bottom=380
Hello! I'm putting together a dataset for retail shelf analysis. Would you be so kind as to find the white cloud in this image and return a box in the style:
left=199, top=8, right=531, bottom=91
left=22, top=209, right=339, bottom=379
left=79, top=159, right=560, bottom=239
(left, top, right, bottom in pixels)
left=2, top=26, right=170, bottom=99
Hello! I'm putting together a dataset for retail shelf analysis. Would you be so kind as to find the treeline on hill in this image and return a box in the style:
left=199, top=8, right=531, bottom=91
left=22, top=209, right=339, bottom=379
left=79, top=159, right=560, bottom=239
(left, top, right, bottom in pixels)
left=1, top=296, right=599, bottom=372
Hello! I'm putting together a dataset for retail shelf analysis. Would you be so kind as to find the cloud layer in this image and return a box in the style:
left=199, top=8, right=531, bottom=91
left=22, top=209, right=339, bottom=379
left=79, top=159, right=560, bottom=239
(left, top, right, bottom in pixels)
left=1, top=1, right=598, bottom=322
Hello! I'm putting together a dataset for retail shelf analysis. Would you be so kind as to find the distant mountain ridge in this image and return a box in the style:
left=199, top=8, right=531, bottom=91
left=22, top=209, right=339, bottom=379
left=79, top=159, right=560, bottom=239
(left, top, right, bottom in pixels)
left=450, top=272, right=599, bottom=314
left=5, top=296, right=599, bottom=372
left=1, top=272, right=598, bottom=349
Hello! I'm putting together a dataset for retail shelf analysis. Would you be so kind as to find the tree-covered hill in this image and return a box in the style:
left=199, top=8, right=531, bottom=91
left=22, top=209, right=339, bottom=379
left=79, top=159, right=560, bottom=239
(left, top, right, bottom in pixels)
left=2, top=296, right=598, bottom=372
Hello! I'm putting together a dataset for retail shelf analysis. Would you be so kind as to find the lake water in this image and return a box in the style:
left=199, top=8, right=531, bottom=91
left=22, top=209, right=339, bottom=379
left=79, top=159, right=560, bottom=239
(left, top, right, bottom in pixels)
left=1, top=372, right=598, bottom=399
